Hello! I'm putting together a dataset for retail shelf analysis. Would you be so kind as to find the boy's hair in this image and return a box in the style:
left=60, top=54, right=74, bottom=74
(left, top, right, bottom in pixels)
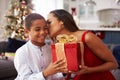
left=24, top=13, right=45, bottom=30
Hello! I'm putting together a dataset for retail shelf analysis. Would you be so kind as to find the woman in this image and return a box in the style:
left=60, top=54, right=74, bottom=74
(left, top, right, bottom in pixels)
left=47, top=9, right=118, bottom=80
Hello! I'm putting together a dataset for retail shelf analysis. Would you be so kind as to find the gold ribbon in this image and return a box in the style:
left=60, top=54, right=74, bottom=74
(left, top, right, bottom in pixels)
left=55, top=43, right=67, bottom=67
left=56, top=34, right=77, bottom=43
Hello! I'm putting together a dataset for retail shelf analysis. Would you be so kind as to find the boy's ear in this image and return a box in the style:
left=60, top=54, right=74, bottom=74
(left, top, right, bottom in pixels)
left=24, top=28, right=29, bottom=34
left=60, top=21, right=63, bottom=25
left=24, top=28, right=29, bottom=38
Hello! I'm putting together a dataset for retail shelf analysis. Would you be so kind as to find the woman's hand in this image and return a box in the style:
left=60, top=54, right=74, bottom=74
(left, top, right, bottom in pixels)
left=43, top=59, right=68, bottom=78
left=69, top=65, right=90, bottom=75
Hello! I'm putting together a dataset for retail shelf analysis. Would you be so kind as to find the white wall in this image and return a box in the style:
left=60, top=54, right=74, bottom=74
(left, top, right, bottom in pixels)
left=32, top=0, right=64, bottom=19
left=95, top=0, right=120, bottom=10
left=0, top=0, right=11, bottom=25
left=0, top=0, right=11, bottom=41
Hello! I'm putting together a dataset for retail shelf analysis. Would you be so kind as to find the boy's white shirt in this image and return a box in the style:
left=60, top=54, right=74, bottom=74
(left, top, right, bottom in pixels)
left=14, top=40, right=64, bottom=80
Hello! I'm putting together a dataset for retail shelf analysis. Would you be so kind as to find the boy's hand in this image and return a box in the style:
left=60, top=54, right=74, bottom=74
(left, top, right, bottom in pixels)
left=43, top=59, right=68, bottom=78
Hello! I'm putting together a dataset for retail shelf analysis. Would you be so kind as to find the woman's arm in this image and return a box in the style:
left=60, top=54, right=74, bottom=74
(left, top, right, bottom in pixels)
left=73, top=31, right=118, bottom=75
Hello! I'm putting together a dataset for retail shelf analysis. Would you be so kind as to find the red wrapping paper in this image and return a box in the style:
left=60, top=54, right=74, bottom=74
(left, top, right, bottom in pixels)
left=51, top=43, right=81, bottom=71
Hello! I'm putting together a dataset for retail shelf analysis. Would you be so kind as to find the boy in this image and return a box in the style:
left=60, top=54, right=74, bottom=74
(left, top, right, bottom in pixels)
left=14, top=13, right=67, bottom=80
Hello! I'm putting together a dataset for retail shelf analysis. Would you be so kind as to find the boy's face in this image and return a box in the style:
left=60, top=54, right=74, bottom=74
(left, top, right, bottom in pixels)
left=26, top=19, right=48, bottom=46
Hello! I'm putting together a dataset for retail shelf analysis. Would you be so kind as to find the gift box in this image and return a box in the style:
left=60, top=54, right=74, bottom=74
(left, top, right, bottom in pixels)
left=51, top=42, right=82, bottom=71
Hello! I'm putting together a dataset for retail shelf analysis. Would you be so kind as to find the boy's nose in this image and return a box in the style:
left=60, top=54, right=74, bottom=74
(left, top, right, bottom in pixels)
left=40, top=30, right=48, bottom=34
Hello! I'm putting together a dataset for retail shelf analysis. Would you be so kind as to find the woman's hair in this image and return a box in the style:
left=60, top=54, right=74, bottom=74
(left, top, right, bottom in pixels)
left=50, top=9, right=79, bottom=32
left=24, top=13, right=45, bottom=30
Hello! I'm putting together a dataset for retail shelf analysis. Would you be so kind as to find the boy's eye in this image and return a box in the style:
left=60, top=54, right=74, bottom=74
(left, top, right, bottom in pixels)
left=35, top=28, right=40, bottom=31
left=34, top=26, right=48, bottom=31
left=47, top=20, right=51, bottom=24
left=44, top=26, right=49, bottom=29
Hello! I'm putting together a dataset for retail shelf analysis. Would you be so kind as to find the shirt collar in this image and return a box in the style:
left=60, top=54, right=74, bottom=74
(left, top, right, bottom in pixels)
left=28, top=40, right=48, bottom=49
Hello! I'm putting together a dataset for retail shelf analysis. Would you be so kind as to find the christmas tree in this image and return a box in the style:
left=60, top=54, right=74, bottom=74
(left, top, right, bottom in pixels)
left=4, top=0, right=32, bottom=40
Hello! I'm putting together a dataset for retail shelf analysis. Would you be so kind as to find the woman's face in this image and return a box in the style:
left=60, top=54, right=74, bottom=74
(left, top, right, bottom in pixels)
left=47, top=13, right=63, bottom=38
left=26, top=19, right=48, bottom=46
